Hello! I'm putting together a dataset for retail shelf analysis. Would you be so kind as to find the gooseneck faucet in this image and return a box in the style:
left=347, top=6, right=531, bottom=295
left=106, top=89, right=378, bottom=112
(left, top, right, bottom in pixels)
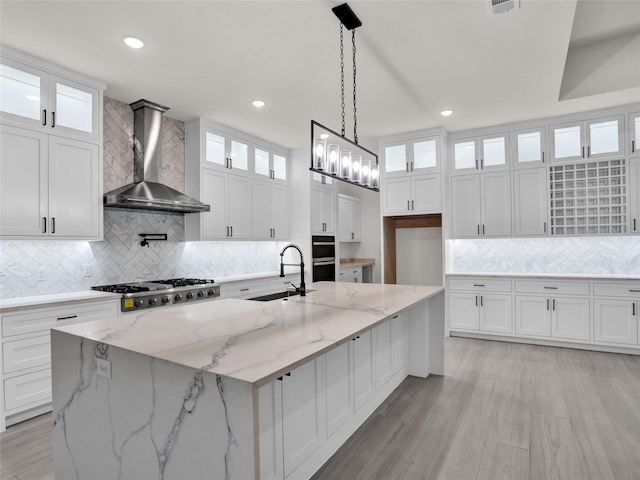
left=280, top=244, right=306, bottom=296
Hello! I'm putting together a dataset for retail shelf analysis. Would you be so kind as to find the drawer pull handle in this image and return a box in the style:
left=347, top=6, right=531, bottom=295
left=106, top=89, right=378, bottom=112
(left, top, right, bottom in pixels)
left=57, top=315, right=78, bottom=321
left=473, top=284, right=485, bottom=287
left=544, top=286, right=558, bottom=290
left=240, top=288, right=250, bottom=292
left=629, top=290, right=640, bottom=293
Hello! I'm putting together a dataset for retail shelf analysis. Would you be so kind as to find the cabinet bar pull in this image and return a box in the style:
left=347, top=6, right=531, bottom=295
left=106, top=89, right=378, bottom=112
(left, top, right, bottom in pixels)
left=544, top=222, right=547, bottom=233
left=633, top=140, right=636, bottom=153
left=51, top=111, right=55, bottom=128
left=542, top=151, right=545, bottom=163
left=475, top=295, right=478, bottom=307
left=480, top=158, right=484, bottom=169
left=240, top=288, right=249, bottom=292
left=480, top=296, right=483, bottom=307
left=51, top=217, right=55, bottom=234
left=42, top=109, right=47, bottom=126
left=634, top=219, right=637, bottom=231
left=410, top=161, right=414, bottom=172
left=552, top=299, right=556, bottom=311
left=544, top=286, right=558, bottom=289
left=230, top=226, right=233, bottom=237
left=42, top=217, right=47, bottom=233
left=633, top=303, right=636, bottom=316
left=407, top=201, right=410, bottom=211
left=473, top=284, right=485, bottom=287
left=57, top=315, right=78, bottom=321
left=546, top=299, right=550, bottom=310
left=226, top=226, right=229, bottom=237
left=582, top=146, right=585, bottom=158
left=411, top=200, right=414, bottom=210
left=406, top=162, right=409, bottom=172
left=587, top=146, right=590, bottom=158
left=351, top=232, right=354, bottom=239
left=629, top=290, right=640, bottom=293
left=477, top=225, right=480, bottom=235
left=475, top=159, right=479, bottom=170
left=482, top=225, right=485, bottom=235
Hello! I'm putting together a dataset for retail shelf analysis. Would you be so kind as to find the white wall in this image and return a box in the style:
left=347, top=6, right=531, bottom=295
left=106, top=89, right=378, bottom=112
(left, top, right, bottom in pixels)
left=396, top=227, right=443, bottom=286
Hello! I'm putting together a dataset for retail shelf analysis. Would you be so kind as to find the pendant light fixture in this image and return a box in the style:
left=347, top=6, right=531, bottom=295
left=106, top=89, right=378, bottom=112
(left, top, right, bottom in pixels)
left=310, top=3, right=379, bottom=191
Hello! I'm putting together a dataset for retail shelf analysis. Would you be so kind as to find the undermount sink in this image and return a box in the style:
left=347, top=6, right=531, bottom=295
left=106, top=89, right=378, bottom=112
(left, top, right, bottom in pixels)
left=249, top=289, right=314, bottom=302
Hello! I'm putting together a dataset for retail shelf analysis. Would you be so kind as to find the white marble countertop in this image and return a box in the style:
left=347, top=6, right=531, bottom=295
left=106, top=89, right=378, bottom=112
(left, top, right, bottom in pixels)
left=214, top=269, right=303, bottom=284
left=53, top=282, right=444, bottom=387
left=0, top=290, right=122, bottom=312
left=446, top=272, right=640, bottom=281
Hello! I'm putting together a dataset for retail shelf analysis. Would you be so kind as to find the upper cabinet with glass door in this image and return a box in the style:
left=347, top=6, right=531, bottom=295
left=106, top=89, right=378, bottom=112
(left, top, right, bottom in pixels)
left=1, top=56, right=102, bottom=142
left=512, top=127, right=546, bottom=168
left=203, top=128, right=250, bottom=175
left=253, top=145, right=288, bottom=185
left=451, top=132, right=509, bottom=174
left=630, top=112, right=640, bottom=157
left=550, top=115, right=624, bottom=163
left=382, top=135, right=439, bottom=178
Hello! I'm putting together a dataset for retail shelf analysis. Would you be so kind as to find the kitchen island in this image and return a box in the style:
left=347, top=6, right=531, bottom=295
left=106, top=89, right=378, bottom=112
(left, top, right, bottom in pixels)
left=51, top=281, right=444, bottom=480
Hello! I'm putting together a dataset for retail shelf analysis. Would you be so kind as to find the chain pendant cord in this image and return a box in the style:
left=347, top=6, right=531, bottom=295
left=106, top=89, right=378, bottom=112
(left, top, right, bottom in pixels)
left=340, top=23, right=346, bottom=138
left=352, top=29, right=358, bottom=144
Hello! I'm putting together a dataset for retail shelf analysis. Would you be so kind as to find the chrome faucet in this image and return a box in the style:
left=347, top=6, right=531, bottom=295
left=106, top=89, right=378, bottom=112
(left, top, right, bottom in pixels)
left=280, top=244, right=306, bottom=296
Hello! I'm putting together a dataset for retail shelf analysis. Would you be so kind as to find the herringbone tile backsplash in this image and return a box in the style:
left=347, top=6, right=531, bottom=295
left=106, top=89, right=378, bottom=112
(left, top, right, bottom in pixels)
left=451, top=236, right=640, bottom=276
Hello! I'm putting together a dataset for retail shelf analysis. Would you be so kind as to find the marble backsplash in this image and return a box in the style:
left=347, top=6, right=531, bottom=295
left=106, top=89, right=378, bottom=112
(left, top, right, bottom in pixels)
left=0, top=210, right=279, bottom=299
left=450, top=236, right=640, bottom=276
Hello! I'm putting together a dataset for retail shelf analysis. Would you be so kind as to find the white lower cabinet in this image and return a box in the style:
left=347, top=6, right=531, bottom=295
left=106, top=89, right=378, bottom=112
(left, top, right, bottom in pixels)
left=449, top=290, right=512, bottom=334
left=594, top=299, right=638, bottom=345
left=1, top=298, right=119, bottom=428
left=515, top=295, right=590, bottom=341
left=258, top=312, right=410, bottom=479
left=338, top=266, right=362, bottom=283
left=325, top=342, right=354, bottom=437
left=352, top=329, right=375, bottom=411
left=282, top=358, right=326, bottom=477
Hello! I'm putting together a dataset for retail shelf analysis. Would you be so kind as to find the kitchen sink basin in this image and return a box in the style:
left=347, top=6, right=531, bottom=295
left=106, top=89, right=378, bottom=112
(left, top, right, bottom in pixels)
left=249, top=289, right=314, bottom=301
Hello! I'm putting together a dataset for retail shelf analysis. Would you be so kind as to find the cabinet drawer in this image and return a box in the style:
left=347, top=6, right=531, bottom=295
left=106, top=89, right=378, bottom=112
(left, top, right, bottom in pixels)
left=4, top=369, right=51, bottom=412
left=515, top=280, right=589, bottom=296
left=1, top=301, right=118, bottom=337
left=448, top=278, right=512, bottom=293
left=593, top=282, right=640, bottom=298
left=220, top=279, right=269, bottom=299
left=3, top=334, right=50, bottom=374
left=267, top=275, right=301, bottom=292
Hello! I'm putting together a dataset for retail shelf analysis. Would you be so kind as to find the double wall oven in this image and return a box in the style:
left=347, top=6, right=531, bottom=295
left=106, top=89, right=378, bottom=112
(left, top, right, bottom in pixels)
left=312, top=235, right=336, bottom=281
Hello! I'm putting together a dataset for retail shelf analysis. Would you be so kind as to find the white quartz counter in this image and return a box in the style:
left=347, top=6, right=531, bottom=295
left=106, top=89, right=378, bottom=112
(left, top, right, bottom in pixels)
left=0, top=290, right=122, bottom=312
left=447, top=272, right=640, bottom=280
left=54, top=281, right=443, bottom=387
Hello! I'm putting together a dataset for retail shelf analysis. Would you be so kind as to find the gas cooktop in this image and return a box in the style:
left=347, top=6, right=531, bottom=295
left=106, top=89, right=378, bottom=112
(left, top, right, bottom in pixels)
left=92, top=278, right=220, bottom=312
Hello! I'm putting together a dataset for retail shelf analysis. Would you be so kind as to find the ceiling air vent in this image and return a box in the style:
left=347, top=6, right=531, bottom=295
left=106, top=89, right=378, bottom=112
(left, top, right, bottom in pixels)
left=488, top=0, right=520, bottom=15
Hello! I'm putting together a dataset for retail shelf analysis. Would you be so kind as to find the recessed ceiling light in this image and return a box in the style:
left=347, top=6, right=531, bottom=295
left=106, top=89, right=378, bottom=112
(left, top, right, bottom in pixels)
left=252, top=100, right=266, bottom=108
left=440, top=109, right=453, bottom=117
left=123, top=37, right=144, bottom=49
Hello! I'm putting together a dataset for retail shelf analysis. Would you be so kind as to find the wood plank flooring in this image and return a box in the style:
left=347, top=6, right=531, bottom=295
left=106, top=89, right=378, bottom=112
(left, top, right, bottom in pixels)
left=2, top=337, right=639, bottom=480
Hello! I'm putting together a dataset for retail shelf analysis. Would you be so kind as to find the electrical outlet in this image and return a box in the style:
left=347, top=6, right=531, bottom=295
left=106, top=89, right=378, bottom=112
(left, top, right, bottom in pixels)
left=37, top=267, right=46, bottom=282
left=96, top=358, right=112, bottom=379
left=83, top=264, right=92, bottom=277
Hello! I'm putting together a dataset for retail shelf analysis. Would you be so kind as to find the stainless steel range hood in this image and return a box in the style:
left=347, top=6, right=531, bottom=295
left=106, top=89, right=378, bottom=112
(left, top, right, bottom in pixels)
left=103, top=99, right=210, bottom=214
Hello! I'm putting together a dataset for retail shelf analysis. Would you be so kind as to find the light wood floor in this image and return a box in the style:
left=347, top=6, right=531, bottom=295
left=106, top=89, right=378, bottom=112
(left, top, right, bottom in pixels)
left=2, top=337, right=639, bottom=480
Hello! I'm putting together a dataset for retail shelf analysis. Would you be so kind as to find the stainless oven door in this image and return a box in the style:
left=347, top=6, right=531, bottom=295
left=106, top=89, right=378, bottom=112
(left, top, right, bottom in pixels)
left=313, top=258, right=336, bottom=282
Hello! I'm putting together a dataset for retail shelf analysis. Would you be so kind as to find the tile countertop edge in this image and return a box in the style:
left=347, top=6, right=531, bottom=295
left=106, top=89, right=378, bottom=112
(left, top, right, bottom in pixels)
left=52, top=282, right=445, bottom=389
left=446, top=272, right=640, bottom=281
left=0, top=290, right=122, bottom=312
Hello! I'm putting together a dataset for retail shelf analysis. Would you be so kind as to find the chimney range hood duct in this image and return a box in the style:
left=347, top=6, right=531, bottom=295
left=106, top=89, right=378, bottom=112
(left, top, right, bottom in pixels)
left=103, top=99, right=210, bottom=214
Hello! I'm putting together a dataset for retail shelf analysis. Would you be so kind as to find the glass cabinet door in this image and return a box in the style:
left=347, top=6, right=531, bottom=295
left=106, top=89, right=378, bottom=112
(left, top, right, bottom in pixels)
left=49, top=75, right=99, bottom=140
left=630, top=112, right=640, bottom=156
left=230, top=138, right=248, bottom=172
left=383, top=143, right=407, bottom=176
left=586, top=116, right=623, bottom=159
left=0, top=59, right=48, bottom=129
left=453, top=139, right=477, bottom=171
left=412, top=138, right=438, bottom=172
left=480, top=134, right=508, bottom=169
left=205, top=130, right=226, bottom=168
left=513, top=128, right=545, bottom=167
left=273, top=153, right=287, bottom=181
left=254, top=147, right=270, bottom=178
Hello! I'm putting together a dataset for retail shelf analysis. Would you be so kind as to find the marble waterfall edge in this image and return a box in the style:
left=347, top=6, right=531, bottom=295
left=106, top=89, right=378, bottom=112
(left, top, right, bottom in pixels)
left=51, top=330, right=256, bottom=480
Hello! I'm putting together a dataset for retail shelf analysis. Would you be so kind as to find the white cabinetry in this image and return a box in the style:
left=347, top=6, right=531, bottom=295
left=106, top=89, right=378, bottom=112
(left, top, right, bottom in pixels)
left=629, top=111, right=640, bottom=156
left=550, top=115, right=624, bottom=163
left=338, top=266, right=362, bottom=283
left=311, top=183, right=336, bottom=234
left=325, top=342, right=354, bottom=437
left=451, top=133, right=509, bottom=173
left=254, top=145, right=288, bottom=185
left=201, top=127, right=249, bottom=174
left=593, top=282, right=640, bottom=346
left=512, top=167, right=549, bottom=236
left=1, top=298, right=119, bottom=428
left=282, top=358, right=326, bottom=477
left=338, top=194, right=361, bottom=242
left=514, top=280, right=590, bottom=341
left=352, top=329, right=375, bottom=411
left=630, top=157, right=640, bottom=233
left=451, top=171, right=512, bottom=237
left=380, top=133, right=443, bottom=216
left=448, top=278, right=513, bottom=333
left=512, top=127, right=546, bottom=167
left=0, top=49, right=104, bottom=241
left=252, top=179, right=289, bottom=239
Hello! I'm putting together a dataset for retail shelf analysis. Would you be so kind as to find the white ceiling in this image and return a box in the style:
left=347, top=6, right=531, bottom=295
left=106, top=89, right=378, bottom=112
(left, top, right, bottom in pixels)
left=1, top=0, right=639, bottom=153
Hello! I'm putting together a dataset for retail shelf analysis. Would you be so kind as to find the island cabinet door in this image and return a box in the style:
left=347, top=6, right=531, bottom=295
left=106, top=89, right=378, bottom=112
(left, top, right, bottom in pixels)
left=325, top=342, right=354, bottom=437
left=282, top=358, right=326, bottom=477
left=391, top=314, right=409, bottom=373
left=259, top=381, right=284, bottom=480
left=353, top=329, right=375, bottom=412
left=376, top=320, right=393, bottom=390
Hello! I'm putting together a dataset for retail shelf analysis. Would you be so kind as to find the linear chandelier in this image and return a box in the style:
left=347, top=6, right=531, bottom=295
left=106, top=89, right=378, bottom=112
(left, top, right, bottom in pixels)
left=310, top=3, right=379, bottom=192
